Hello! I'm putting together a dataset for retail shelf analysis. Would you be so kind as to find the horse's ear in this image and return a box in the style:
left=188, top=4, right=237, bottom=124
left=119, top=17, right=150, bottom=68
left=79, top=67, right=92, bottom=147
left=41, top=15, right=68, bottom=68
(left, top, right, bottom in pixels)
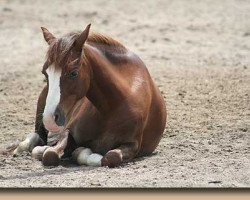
left=74, top=24, right=91, bottom=52
left=41, top=27, right=56, bottom=45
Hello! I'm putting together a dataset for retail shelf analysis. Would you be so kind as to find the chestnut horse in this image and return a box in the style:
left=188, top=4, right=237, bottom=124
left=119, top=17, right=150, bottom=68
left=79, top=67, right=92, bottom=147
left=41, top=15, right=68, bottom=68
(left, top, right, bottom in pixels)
left=13, top=24, right=166, bottom=167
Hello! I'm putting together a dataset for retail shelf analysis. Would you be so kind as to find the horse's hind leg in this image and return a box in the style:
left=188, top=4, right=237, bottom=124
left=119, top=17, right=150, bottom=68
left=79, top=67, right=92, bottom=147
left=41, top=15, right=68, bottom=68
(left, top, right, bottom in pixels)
left=72, top=147, right=103, bottom=167
left=13, top=86, right=48, bottom=156
left=101, top=142, right=139, bottom=167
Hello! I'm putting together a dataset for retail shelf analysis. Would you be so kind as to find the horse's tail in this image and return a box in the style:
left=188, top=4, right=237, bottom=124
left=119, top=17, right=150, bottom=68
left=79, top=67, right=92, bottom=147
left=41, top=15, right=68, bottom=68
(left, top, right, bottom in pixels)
left=0, top=140, right=20, bottom=156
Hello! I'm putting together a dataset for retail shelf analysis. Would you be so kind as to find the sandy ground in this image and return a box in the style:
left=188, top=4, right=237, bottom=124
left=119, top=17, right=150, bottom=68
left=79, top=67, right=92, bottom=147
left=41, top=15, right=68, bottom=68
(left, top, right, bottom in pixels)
left=0, top=0, right=249, bottom=188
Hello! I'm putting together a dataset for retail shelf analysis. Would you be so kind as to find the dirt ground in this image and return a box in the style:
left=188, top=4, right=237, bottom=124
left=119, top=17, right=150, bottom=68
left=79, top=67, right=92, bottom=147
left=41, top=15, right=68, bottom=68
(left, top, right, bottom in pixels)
left=0, top=0, right=249, bottom=188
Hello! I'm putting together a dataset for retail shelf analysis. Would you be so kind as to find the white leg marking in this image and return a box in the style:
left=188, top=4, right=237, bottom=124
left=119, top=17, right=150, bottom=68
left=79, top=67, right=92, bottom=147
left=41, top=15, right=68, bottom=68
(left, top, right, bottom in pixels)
left=76, top=148, right=92, bottom=165
left=13, top=132, right=40, bottom=155
left=43, top=65, right=62, bottom=132
left=86, top=153, right=103, bottom=167
left=31, top=146, right=50, bottom=160
left=72, top=147, right=88, bottom=162
left=72, top=147, right=103, bottom=167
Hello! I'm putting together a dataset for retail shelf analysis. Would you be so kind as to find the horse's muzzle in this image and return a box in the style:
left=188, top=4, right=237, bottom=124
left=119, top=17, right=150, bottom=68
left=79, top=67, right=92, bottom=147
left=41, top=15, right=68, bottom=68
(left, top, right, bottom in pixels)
left=43, top=108, right=65, bottom=133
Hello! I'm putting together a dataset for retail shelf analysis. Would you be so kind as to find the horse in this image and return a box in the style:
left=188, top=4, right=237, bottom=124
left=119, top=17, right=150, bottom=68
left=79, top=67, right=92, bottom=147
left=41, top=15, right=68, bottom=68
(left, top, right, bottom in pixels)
left=13, top=24, right=167, bottom=167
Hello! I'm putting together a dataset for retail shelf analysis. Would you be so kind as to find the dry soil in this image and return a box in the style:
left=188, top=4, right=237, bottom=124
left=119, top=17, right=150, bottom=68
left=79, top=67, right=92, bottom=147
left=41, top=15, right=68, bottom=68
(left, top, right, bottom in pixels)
left=0, top=0, right=249, bottom=188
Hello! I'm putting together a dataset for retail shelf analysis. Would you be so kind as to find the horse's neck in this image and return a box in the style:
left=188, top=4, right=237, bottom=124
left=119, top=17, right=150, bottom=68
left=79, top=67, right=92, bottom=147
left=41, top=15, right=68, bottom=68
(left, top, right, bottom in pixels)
left=85, top=45, right=128, bottom=114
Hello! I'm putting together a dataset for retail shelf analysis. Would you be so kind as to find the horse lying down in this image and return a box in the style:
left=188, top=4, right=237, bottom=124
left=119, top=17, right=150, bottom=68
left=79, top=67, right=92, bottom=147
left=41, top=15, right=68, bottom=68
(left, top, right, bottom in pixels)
left=13, top=24, right=167, bottom=167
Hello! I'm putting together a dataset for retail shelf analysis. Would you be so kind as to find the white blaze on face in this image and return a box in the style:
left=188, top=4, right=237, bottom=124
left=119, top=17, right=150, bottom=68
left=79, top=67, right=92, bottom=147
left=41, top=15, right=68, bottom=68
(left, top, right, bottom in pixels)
left=43, top=64, right=62, bottom=132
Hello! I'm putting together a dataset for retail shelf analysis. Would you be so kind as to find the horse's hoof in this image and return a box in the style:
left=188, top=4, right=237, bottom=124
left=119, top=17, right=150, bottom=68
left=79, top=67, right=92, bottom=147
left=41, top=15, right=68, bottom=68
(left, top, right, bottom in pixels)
left=42, top=148, right=60, bottom=166
left=13, top=132, right=40, bottom=156
left=13, top=140, right=29, bottom=156
left=101, top=149, right=123, bottom=168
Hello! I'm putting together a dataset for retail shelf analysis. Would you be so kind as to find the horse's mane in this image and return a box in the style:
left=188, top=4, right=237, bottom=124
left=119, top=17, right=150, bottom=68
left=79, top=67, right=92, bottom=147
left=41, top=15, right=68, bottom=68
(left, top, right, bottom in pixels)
left=87, top=32, right=126, bottom=50
left=46, top=31, right=127, bottom=67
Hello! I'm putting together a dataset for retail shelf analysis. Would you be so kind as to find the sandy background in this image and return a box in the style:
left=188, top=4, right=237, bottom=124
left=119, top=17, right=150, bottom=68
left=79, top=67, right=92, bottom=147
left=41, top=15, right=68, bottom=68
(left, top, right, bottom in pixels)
left=0, top=0, right=249, bottom=187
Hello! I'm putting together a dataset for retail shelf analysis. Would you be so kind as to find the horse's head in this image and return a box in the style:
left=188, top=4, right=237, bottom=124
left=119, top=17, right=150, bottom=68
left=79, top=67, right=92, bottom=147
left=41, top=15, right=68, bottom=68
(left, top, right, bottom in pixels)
left=41, top=24, right=91, bottom=132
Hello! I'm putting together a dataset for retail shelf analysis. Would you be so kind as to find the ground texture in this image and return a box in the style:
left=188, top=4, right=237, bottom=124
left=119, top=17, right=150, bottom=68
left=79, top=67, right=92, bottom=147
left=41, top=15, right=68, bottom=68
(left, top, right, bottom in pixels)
left=0, top=0, right=249, bottom=187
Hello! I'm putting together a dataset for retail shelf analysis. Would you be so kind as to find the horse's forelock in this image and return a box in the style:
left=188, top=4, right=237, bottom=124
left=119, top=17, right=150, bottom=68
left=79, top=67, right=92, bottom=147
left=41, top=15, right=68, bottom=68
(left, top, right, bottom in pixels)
left=47, top=32, right=80, bottom=68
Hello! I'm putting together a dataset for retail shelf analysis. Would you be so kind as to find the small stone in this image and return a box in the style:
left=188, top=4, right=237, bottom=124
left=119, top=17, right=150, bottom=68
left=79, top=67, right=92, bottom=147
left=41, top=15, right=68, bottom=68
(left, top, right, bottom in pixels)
left=151, top=39, right=156, bottom=43
left=3, top=7, right=12, bottom=12
left=169, top=134, right=176, bottom=137
left=243, top=32, right=250, bottom=37
left=0, top=175, right=6, bottom=180
left=90, top=182, right=101, bottom=186
left=208, top=180, right=222, bottom=184
left=239, top=128, right=247, bottom=132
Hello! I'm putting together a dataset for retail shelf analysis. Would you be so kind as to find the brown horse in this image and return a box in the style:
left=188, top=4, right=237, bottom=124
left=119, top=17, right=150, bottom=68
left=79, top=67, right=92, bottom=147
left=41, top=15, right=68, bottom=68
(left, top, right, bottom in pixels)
left=13, top=24, right=167, bottom=167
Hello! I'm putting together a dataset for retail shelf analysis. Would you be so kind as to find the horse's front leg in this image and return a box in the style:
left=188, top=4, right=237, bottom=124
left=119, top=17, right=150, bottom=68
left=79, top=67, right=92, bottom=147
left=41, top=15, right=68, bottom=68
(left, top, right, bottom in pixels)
left=42, top=130, right=69, bottom=166
left=31, top=131, right=61, bottom=160
left=13, top=86, right=48, bottom=156
left=101, top=142, right=139, bottom=168
left=13, top=132, right=42, bottom=156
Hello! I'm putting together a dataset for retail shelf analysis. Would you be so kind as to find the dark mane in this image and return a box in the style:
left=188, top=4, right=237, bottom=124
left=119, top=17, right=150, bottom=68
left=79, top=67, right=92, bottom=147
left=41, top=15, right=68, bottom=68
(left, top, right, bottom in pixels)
left=46, top=32, right=127, bottom=67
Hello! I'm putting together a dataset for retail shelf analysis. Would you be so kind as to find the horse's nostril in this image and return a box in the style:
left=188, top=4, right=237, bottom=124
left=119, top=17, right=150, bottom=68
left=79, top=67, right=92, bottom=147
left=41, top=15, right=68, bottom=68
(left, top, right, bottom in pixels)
left=54, top=114, right=59, bottom=123
left=54, top=108, right=65, bottom=127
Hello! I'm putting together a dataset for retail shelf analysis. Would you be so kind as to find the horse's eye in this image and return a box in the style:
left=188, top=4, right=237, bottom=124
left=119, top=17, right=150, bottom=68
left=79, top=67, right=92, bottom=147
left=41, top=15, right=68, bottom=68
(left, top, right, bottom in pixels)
left=68, top=70, right=78, bottom=79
